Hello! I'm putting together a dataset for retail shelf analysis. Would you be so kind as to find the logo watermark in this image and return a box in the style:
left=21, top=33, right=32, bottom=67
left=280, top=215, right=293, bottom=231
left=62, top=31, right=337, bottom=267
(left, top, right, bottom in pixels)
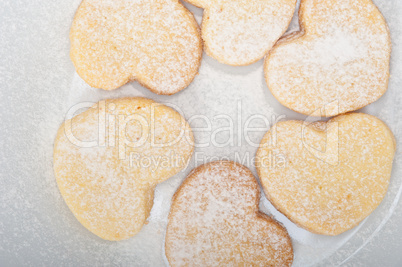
left=62, top=99, right=342, bottom=170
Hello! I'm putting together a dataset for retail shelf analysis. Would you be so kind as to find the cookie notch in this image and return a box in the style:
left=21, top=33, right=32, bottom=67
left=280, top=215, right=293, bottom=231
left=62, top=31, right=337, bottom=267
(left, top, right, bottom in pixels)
left=166, top=161, right=293, bottom=266
left=70, top=0, right=202, bottom=94
left=256, top=113, right=396, bottom=235
left=264, top=0, right=391, bottom=117
left=54, top=97, right=194, bottom=240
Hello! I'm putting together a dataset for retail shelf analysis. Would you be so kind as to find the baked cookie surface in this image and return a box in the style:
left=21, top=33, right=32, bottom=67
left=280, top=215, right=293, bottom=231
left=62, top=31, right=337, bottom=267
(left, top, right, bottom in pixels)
left=53, top=97, right=194, bottom=240
left=265, top=0, right=391, bottom=117
left=166, top=161, right=293, bottom=266
left=70, top=0, right=202, bottom=94
left=185, top=0, right=296, bottom=66
left=256, top=113, right=396, bottom=235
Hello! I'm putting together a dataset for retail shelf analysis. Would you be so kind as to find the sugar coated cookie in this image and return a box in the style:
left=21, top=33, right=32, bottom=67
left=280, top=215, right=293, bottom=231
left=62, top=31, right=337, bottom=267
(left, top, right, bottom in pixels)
left=166, top=161, right=293, bottom=266
left=265, top=0, right=391, bottom=117
left=70, top=0, right=202, bottom=94
left=256, top=113, right=396, bottom=235
left=53, top=97, right=194, bottom=240
left=185, top=0, right=296, bottom=66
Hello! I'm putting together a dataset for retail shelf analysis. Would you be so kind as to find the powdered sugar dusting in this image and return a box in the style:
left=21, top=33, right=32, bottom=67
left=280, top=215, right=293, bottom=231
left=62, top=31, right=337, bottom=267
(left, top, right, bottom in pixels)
left=1, top=0, right=402, bottom=265
left=166, top=161, right=293, bottom=266
left=308, top=30, right=368, bottom=66
left=256, top=113, right=396, bottom=236
left=53, top=98, right=194, bottom=241
left=265, top=0, right=391, bottom=116
left=190, top=0, right=296, bottom=65
left=70, top=0, right=202, bottom=94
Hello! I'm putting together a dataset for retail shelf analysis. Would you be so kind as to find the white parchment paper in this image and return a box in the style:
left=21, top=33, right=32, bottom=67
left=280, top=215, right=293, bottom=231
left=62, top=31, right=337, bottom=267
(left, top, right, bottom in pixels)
left=0, top=0, right=401, bottom=266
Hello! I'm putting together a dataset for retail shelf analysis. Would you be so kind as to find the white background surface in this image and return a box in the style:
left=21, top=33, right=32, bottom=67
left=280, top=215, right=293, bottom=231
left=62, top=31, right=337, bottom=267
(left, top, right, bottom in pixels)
left=0, top=0, right=401, bottom=266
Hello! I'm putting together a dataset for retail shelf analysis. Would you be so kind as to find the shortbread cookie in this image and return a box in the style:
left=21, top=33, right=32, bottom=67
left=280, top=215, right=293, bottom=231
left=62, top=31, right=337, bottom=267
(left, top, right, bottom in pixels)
left=256, top=113, right=396, bottom=235
left=166, top=161, right=293, bottom=266
left=265, top=0, right=391, bottom=117
left=53, top=98, right=194, bottom=240
left=70, top=0, right=202, bottom=94
left=185, top=0, right=296, bottom=66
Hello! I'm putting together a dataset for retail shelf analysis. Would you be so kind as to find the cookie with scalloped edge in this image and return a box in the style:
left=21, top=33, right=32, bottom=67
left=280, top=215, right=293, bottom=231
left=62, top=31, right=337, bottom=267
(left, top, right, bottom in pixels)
left=264, top=0, right=391, bottom=117
left=166, top=161, right=293, bottom=266
left=256, top=113, right=396, bottom=235
left=185, top=0, right=296, bottom=66
left=70, top=0, right=202, bottom=94
left=53, top=97, right=194, bottom=240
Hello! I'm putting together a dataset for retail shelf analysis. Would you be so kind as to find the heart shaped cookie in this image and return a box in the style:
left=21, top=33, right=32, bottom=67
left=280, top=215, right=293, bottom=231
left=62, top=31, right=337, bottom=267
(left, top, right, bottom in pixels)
left=185, top=0, right=296, bottom=65
left=70, top=0, right=202, bottom=94
left=256, top=113, right=396, bottom=235
left=165, top=161, right=293, bottom=266
left=53, top=98, right=194, bottom=240
left=264, top=0, right=391, bottom=117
